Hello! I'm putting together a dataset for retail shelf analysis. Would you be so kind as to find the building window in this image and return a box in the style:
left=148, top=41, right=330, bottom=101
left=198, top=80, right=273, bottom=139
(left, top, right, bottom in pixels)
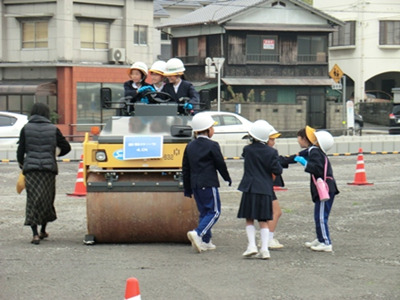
left=0, top=95, right=57, bottom=116
left=134, top=25, right=148, bottom=45
left=80, top=21, right=109, bottom=49
left=379, top=21, right=400, bottom=45
left=22, top=21, right=48, bottom=48
left=161, top=31, right=170, bottom=41
left=330, top=21, right=356, bottom=47
left=246, top=35, right=279, bottom=63
left=159, top=44, right=171, bottom=60
left=298, top=36, right=327, bottom=63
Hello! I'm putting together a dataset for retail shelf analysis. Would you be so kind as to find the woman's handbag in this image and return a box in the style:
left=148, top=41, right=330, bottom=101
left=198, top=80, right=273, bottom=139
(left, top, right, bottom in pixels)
left=16, top=172, right=25, bottom=194
left=312, top=156, right=330, bottom=202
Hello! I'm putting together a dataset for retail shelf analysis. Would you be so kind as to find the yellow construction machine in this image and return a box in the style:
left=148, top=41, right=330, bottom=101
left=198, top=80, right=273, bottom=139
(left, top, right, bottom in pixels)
left=82, top=89, right=199, bottom=244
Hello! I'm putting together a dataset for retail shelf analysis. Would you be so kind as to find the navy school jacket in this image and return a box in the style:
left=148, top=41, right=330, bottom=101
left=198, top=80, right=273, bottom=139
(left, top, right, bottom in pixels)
left=238, top=142, right=282, bottom=196
left=182, top=136, right=231, bottom=189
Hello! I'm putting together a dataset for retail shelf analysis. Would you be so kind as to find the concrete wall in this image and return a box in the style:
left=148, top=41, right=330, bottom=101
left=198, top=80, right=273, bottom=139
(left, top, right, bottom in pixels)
left=358, top=102, right=392, bottom=126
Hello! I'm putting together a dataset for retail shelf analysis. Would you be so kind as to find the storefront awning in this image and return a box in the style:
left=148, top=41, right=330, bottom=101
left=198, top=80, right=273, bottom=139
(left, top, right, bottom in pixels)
left=0, top=80, right=57, bottom=95
left=193, top=82, right=219, bottom=92
left=222, top=78, right=335, bottom=86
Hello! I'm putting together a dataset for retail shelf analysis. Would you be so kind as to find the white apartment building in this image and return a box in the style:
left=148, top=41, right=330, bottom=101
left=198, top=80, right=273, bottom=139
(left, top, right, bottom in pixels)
left=313, top=0, right=400, bottom=102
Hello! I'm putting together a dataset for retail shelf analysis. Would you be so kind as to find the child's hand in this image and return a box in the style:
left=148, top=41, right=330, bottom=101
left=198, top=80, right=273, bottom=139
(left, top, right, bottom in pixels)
left=184, top=189, right=192, bottom=198
left=227, top=179, right=232, bottom=187
left=294, top=156, right=307, bottom=167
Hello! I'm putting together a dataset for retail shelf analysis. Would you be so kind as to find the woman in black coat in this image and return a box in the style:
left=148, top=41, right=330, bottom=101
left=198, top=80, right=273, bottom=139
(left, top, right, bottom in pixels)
left=17, top=103, right=71, bottom=245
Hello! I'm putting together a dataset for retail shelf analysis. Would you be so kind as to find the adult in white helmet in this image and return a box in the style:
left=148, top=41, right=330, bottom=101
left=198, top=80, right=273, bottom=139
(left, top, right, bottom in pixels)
left=182, top=112, right=231, bottom=253
left=237, top=120, right=283, bottom=260
left=149, top=60, right=167, bottom=92
left=123, top=61, right=153, bottom=113
left=294, top=127, right=339, bottom=253
left=163, top=58, right=200, bottom=115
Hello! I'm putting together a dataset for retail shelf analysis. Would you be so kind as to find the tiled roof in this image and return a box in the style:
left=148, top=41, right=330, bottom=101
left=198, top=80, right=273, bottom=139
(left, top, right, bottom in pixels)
left=158, top=0, right=344, bottom=28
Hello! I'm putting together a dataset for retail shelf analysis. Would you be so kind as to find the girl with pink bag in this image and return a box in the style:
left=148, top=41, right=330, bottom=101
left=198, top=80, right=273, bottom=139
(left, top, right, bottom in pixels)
left=294, top=126, right=339, bottom=252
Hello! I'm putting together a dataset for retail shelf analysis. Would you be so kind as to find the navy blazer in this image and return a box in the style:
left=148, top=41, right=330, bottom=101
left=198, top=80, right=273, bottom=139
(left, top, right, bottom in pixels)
left=305, top=146, right=339, bottom=202
left=238, top=142, right=282, bottom=196
left=163, top=80, right=200, bottom=114
left=123, top=81, right=151, bottom=102
left=182, top=136, right=231, bottom=189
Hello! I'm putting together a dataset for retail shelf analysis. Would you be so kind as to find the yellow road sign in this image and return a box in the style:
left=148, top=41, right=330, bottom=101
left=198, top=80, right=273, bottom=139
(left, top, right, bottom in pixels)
left=329, top=64, right=344, bottom=83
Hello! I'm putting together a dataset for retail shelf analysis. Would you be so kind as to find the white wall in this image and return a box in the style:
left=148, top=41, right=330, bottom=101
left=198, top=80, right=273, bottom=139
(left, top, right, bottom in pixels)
left=313, top=0, right=400, bottom=102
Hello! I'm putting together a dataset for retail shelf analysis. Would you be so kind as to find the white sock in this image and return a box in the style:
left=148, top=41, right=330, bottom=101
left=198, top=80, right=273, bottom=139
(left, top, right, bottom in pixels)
left=269, top=231, right=274, bottom=241
left=246, top=225, right=256, bottom=248
left=260, top=228, right=270, bottom=251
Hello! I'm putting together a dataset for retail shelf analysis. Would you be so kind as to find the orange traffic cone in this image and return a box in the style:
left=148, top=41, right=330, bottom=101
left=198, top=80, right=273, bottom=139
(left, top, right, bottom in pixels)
left=67, top=155, right=87, bottom=197
left=273, top=186, right=288, bottom=191
left=347, top=148, right=373, bottom=186
left=124, top=277, right=141, bottom=300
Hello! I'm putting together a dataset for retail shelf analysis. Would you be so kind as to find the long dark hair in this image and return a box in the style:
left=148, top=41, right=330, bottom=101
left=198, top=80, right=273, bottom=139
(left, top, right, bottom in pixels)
left=30, top=102, right=50, bottom=120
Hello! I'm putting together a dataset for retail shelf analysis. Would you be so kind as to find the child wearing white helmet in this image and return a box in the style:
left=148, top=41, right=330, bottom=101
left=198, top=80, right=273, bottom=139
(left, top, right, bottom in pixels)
left=182, top=112, right=232, bottom=253
left=162, top=58, right=200, bottom=115
left=123, top=62, right=153, bottom=113
left=149, top=60, right=167, bottom=92
left=294, top=126, right=339, bottom=252
left=237, top=120, right=282, bottom=260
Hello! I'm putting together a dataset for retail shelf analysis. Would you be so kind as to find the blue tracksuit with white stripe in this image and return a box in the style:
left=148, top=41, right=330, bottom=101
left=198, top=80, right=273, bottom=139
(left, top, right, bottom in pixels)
left=182, top=135, right=231, bottom=243
left=305, top=146, right=339, bottom=245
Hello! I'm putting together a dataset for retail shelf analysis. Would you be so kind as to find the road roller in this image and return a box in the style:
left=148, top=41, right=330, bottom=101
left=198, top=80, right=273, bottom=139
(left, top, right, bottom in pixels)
left=82, top=89, right=199, bottom=244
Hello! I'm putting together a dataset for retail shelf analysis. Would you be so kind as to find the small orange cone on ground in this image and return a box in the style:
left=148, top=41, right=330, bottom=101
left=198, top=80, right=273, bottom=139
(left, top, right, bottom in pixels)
left=273, top=186, right=288, bottom=191
left=67, top=155, right=87, bottom=197
left=347, top=148, right=373, bottom=186
left=125, top=277, right=141, bottom=300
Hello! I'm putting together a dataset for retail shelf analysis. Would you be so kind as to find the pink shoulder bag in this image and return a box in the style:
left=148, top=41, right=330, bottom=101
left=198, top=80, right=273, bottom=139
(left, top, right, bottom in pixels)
left=312, top=156, right=330, bottom=202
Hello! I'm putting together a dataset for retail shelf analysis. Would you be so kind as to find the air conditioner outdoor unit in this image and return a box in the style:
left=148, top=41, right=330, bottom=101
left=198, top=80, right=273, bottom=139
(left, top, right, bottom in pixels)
left=109, top=48, right=126, bottom=63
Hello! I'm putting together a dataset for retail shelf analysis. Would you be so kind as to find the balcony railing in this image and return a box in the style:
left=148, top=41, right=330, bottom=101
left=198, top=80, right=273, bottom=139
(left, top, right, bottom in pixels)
left=246, top=54, right=280, bottom=63
left=297, top=53, right=327, bottom=63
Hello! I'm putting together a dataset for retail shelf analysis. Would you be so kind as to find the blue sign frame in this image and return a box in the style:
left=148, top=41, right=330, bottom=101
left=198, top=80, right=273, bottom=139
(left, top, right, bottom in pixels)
left=123, top=136, right=163, bottom=160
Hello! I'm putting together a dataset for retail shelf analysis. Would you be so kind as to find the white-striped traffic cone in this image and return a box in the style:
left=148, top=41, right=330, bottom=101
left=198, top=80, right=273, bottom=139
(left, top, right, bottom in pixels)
left=67, top=155, right=86, bottom=197
left=347, top=148, right=373, bottom=186
left=124, top=277, right=141, bottom=300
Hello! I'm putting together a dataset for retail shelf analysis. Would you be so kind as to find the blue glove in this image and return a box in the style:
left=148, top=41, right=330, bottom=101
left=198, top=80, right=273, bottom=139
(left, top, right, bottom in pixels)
left=138, top=85, right=155, bottom=94
left=183, top=103, right=193, bottom=110
left=140, top=97, right=149, bottom=104
left=184, top=189, right=192, bottom=198
left=294, top=156, right=307, bottom=167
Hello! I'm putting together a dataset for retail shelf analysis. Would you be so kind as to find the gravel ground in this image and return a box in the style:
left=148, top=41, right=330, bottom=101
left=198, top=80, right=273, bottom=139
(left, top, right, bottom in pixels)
left=0, top=154, right=399, bottom=300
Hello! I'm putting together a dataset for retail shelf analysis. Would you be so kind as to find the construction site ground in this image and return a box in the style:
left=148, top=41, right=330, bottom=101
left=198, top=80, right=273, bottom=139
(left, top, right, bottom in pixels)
left=0, top=154, right=399, bottom=299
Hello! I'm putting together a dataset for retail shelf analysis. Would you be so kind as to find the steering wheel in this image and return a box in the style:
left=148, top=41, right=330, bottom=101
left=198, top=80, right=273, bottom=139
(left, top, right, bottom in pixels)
left=142, top=91, right=175, bottom=104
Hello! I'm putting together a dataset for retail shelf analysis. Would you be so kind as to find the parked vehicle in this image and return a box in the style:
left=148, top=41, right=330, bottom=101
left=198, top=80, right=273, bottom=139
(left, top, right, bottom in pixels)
left=363, top=90, right=393, bottom=102
left=0, top=112, right=28, bottom=145
left=200, top=111, right=253, bottom=141
left=389, top=104, right=400, bottom=134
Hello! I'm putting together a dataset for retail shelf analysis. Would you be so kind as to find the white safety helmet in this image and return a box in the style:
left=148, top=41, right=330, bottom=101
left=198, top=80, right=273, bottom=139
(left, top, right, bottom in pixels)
left=191, top=113, right=216, bottom=132
left=164, top=58, right=185, bottom=76
left=314, top=130, right=334, bottom=153
left=127, top=61, right=148, bottom=77
left=248, top=120, right=273, bottom=142
left=149, top=60, right=167, bottom=76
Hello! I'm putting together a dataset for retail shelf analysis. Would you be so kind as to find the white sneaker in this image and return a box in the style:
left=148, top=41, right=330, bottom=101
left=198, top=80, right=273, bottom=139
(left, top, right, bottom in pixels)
left=256, top=250, right=270, bottom=260
left=242, top=246, right=258, bottom=257
left=311, top=243, right=333, bottom=252
left=187, top=230, right=202, bottom=253
left=268, top=238, right=284, bottom=249
left=305, top=239, right=320, bottom=248
left=200, top=240, right=216, bottom=251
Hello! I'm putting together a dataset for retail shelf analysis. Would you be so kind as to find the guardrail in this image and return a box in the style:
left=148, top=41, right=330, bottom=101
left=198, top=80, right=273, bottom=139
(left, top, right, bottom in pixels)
left=1, top=134, right=398, bottom=162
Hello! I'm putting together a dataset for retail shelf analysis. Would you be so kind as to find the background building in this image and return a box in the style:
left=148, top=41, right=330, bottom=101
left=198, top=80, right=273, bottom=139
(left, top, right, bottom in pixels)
left=0, top=0, right=154, bottom=138
left=313, top=0, right=400, bottom=103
